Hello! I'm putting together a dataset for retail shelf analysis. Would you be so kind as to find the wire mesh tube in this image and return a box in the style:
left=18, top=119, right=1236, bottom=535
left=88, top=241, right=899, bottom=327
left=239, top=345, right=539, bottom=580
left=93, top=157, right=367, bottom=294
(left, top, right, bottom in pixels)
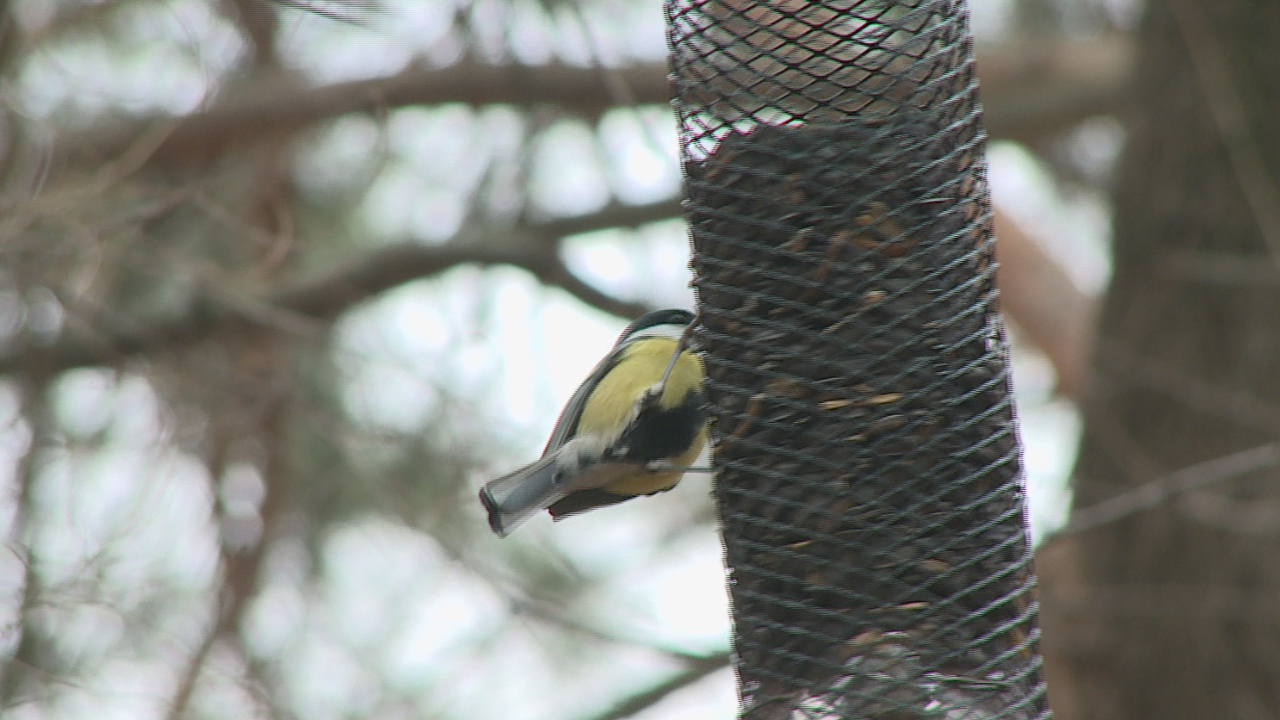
left=668, top=1, right=1050, bottom=718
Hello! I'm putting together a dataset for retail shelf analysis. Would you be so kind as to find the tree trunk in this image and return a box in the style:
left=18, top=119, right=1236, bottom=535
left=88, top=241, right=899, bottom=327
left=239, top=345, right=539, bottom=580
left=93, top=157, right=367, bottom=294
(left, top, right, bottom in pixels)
left=1043, top=2, right=1280, bottom=718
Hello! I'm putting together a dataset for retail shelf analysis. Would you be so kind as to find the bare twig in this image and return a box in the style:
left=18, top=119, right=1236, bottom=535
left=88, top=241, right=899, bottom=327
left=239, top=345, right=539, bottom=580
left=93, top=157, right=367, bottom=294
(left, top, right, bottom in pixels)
left=161, top=17, right=291, bottom=714
left=267, top=0, right=376, bottom=25
left=1100, top=342, right=1280, bottom=436
left=510, top=595, right=717, bottom=663
left=225, top=0, right=282, bottom=67
left=163, top=615, right=222, bottom=720
left=270, top=242, right=649, bottom=320
left=164, top=334, right=295, bottom=720
left=577, top=652, right=731, bottom=720
left=534, top=200, right=681, bottom=241
left=0, top=381, right=53, bottom=708
left=1061, top=443, right=1280, bottom=535
left=1168, top=0, right=1280, bottom=267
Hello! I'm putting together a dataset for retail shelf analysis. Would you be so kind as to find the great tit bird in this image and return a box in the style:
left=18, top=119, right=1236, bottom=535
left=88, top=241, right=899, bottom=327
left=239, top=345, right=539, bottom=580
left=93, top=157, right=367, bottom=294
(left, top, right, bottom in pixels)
left=480, top=309, right=707, bottom=537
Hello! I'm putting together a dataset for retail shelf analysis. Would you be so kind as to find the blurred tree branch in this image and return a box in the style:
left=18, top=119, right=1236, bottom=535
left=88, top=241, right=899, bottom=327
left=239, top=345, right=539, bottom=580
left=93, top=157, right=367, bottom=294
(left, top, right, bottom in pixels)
left=164, top=5, right=299, bottom=699
left=0, top=382, right=54, bottom=710
left=77, top=62, right=671, bottom=169
left=271, top=239, right=650, bottom=320
left=225, top=0, right=282, bottom=64
left=0, top=219, right=655, bottom=378
left=993, top=207, right=1096, bottom=400
left=510, top=594, right=721, bottom=663
left=164, top=337, right=295, bottom=720
left=0, top=192, right=1098, bottom=402
left=66, top=35, right=1130, bottom=172
left=978, top=32, right=1133, bottom=147
left=579, top=651, right=731, bottom=720
left=536, top=199, right=681, bottom=239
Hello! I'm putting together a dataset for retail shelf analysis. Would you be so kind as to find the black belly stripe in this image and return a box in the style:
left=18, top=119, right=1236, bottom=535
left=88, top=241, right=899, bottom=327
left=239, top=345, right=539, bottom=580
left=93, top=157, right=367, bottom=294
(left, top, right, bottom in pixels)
left=614, top=391, right=705, bottom=462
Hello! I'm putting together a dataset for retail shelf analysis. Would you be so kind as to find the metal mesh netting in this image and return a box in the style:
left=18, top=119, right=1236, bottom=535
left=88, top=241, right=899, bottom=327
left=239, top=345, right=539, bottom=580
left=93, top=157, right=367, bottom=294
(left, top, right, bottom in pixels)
left=668, top=1, right=1049, bottom=718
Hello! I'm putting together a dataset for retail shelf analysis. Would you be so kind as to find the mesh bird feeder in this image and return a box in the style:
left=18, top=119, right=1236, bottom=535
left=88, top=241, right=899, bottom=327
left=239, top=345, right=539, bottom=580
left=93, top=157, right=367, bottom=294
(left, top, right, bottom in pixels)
left=668, top=1, right=1051, bottom=717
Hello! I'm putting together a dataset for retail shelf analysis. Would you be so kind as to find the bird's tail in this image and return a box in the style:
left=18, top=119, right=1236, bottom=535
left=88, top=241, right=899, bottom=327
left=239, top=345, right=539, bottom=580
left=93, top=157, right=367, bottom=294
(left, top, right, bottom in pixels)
left=479, top=455, right=568, bottom=538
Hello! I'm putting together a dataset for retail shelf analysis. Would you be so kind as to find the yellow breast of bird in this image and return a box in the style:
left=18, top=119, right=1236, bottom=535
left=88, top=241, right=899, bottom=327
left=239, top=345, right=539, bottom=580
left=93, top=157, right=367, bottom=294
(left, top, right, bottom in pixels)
left=573, top=336, right=706, bottom=496
left=576, top=337, right=704, bottom=438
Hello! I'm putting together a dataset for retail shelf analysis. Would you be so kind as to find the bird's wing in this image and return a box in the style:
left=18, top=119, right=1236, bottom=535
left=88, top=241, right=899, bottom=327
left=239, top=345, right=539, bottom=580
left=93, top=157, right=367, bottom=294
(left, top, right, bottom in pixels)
left=541, top=343, right=627, bottom=454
